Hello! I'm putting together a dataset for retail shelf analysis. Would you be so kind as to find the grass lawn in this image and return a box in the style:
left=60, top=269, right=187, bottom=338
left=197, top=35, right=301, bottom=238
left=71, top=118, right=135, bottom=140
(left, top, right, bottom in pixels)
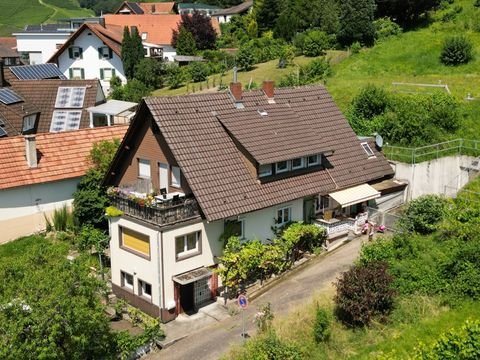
left=0, top=235, right=68, bottom=259
left=0, top=0, right=93, bottom=36
left=269, top=286, right=480, bottom=360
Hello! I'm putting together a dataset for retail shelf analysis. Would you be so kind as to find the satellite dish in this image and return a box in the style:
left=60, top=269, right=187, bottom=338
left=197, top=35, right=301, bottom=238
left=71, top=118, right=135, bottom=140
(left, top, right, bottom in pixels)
left=375, top=134, right=384, bottom=148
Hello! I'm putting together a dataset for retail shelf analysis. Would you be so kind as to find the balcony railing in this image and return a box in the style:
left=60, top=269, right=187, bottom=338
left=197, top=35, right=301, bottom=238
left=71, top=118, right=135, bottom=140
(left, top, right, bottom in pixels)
left=109, top=194, right=201, bottom=226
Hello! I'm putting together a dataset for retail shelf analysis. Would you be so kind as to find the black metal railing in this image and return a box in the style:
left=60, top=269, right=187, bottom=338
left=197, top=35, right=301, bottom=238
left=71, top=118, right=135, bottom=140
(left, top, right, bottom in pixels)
left=110, top=194, right=201, bottom=226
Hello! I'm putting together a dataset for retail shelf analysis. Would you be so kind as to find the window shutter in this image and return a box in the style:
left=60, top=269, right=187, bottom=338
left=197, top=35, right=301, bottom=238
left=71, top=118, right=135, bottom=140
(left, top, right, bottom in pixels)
left=98, top=47, right=102, bottom=59
left=108, top=48, right=113, bottom=59
left=100, top=68, right=104, bottom=80
left=112, top=68, right=116, bottom=77
left=79, top=48, right=83, bottom=59
left=68, top=47, right=73, bottom=59
left=80, top=68, right=85, bottom=79
left=69, top=68, right=73, bottom=79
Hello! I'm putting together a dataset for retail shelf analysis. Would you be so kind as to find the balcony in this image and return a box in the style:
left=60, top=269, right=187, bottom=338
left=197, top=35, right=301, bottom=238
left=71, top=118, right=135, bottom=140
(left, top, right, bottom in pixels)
left=109, top=192, right=201, bottom=226
left=314, top=212, right=367, bottom=239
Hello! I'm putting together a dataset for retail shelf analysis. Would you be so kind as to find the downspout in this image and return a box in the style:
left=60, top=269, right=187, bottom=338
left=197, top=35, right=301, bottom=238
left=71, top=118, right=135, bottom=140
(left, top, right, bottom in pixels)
left=158, top=230, right=165, bottom=322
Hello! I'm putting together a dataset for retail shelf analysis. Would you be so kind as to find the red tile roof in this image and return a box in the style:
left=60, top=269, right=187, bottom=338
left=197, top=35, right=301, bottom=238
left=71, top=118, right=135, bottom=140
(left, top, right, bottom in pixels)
left=0, top=37, right=17, bottom=50
left=139, top=2, right=175, bottom=14
left=0, top=125, right=128, bottom=190
left=108, top=86, right=394, bottom=222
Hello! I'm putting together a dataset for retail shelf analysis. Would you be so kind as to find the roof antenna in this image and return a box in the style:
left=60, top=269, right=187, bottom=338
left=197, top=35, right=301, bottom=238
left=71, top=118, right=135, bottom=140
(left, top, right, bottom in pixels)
left=233, top=65, right=237, bottom=83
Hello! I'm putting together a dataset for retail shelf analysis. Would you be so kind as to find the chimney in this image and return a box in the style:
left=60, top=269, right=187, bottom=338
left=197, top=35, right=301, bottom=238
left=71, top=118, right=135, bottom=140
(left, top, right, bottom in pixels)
left=0, top=59, right=4, bottom=88
left=229, top=82, right=242, bottom=102
left=25, top=135, right=38, bottom=168
left=262, top=80, right=275, bottom=99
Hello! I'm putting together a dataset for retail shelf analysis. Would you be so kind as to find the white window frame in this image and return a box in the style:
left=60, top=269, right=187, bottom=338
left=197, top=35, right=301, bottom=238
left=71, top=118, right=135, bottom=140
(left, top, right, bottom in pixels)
left=361, top=142, right=376, bottom=158
left=138, top=279, right=152, bottom=300
left=175, top=231, right=201, bottom=259
left=276, top=206, right=292, bottom=226
left=276, top=160, right=289, bottom=174
left=101, top=68, right=114, bottom=81
left=291, top=157, right=305, bottom=170
left=307, top=154, right=320, bottom=166
left=141, top=32, right=148, bottom=40
left=258, top=164, right=272, bottom=177
left=22, top=114, right=36, bottom=132
left=171, top=166, right=181, bottom=188
left=138, top=159, right=151, bottom=179
left=121, top=271, right=134, bottom=290
left=71, top=68, right=84, bottom=80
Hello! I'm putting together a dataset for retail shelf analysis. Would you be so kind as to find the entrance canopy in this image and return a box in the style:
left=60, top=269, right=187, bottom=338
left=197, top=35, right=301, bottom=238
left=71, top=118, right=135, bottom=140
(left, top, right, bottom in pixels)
left=329, top=184, right=380, bottom=208
left=173, top=267, right=211, bottom=285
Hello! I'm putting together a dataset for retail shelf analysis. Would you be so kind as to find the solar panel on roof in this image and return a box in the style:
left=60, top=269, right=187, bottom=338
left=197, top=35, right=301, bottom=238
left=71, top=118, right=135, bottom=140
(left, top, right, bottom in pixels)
left=50, top=110, right=82, bottom=132
left=0, top=88, right=23, bottom=105
left=0, top=127, right=7, bottom=137
left=54, top=87, right=86, bottom=108
left=10, top=63, right=67, bottom=80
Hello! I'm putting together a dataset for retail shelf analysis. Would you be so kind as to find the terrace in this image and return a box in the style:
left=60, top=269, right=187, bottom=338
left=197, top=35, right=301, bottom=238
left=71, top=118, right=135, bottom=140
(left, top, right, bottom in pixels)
left=108, top=187, right=201, bottom=226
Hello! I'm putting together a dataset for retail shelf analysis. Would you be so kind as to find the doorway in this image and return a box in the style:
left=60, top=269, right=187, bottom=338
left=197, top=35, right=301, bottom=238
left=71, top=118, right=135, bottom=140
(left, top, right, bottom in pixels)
left=179, top=283, right=194, bottom=314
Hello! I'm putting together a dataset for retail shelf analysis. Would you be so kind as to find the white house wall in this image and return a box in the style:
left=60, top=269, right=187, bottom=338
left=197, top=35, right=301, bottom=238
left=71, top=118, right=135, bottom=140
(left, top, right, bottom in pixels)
left=56, top=30, right=126, bottom=94
left=240, top=198, right=304, bottom=241
left=392, top=155, right=476, bottom=200
left=15, top=33, right=71, bottom=64
left=0, top=179, right=79, bottom=243
left=109, top=217, right=162, bottom=308
left=162, top=45, right=176, bottom=62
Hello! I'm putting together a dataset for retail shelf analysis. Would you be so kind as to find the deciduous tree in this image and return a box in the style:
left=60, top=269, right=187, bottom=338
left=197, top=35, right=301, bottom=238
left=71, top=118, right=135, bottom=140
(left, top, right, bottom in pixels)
left=338, top=0, right=376, bottom=47
left=172, top=11, right=216, bottom=50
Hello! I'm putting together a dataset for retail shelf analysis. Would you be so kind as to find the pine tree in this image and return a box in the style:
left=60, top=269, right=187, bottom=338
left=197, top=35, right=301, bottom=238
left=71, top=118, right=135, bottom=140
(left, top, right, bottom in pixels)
left=121, top=26, right=133, bottom=79
left=337, top=0, right=376, bottom=47
left=256, top=0, right=279, bottom=34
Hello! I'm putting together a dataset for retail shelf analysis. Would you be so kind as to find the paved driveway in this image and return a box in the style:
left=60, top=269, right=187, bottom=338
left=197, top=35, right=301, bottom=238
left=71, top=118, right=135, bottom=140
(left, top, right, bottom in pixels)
left=147, top=237, right=364, bottom=360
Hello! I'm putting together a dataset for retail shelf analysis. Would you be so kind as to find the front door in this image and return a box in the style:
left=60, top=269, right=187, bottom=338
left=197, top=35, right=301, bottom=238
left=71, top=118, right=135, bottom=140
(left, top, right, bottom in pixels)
left=194, top=277, right=211, bottom=308
left=180, top=283, right=194, bottom=314
left=303, top=197, right=314, bottom=223
left=159, top=162, right=168, bottom=192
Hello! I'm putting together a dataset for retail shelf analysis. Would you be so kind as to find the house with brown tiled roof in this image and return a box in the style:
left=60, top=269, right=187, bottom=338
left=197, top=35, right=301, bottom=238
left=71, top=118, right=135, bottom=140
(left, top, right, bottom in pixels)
left=212, top=0, right=253, bottom=23
left=0, top=125, right=127, bottom=243
left=102, top=82, right=402, bottom=322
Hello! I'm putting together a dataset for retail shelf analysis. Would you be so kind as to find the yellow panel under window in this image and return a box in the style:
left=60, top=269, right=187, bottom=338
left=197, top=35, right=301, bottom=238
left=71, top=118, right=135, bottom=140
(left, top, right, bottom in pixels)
left=122, top=228, right=150, bottom=256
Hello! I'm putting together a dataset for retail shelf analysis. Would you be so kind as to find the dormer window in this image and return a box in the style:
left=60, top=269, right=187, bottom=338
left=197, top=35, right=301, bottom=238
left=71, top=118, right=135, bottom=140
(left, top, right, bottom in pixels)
left=98, top=46, right=113, bottom=59
left=22, top=114, right=37, bottom=133
left=68, top=46, right=83, bottom=59
left=307, top=154, right=320, bottom=166
left=276, top=160, right=289, bottom=173
left=291, top=157, right=305, bottom=170
left=258, top=164, right=272, bottom=177
left=141, top=32, right=148, bottom=40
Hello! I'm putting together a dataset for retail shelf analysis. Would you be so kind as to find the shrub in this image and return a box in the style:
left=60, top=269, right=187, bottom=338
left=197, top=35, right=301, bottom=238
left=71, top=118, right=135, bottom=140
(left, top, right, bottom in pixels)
left=280, top=222, right=326, bottom=261
left=374, top=17, right=402, bottom=41
left=414, top=320, right=480, bottom=359
left=302, top=30, right=330, bottom=57
left=358, top=237, right=395, bottom=266
left=351, top=84, right=390, bottom=120
left=350, top=41, right=361, bottom=54
left=77, top=225, right=109, bottom=252
left=440, top=36, right=474, bottom=66
left=398, top=195, right=449, bottom=234
left=188, top=61, right=209, bottom=82
left=165, top=63, right=186, bottom=89
left=334, top=261, right=396, bottom=327
left=313, top=307, right=331, bottom=343
left=426, top=92, right=460, bottom=132
left=236, top=46, right=255, bottom=71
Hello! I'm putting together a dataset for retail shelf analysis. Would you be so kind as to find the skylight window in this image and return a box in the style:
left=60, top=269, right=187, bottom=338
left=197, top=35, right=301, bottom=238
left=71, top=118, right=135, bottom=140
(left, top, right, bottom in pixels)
left=361, top=142, right=375, bottom=158
left=257, top=109, right=268, bottom=116
left=54, top=87, right=86, bottom=108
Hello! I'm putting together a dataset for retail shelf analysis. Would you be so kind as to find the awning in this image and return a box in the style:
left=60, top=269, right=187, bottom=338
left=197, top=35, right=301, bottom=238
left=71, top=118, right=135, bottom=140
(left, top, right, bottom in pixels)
left=329, top=184, right=380, bottom=208
left=86, top=99, right=137, bottom=116
left=173, top=267, right=212, bottom=285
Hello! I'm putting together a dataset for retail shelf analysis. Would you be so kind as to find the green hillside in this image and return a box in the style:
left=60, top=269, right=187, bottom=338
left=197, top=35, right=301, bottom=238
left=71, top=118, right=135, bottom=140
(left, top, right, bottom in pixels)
left=0, top=0, right=93, bottom=37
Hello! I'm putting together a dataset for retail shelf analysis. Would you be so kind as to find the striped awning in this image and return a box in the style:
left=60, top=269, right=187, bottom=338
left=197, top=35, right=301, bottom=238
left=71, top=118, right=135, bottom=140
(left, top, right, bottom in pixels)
left=329, top=184, right=380, bottom=208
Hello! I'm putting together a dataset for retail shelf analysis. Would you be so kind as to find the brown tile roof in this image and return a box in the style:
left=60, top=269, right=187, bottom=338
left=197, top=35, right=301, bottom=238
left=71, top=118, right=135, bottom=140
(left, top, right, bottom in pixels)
left=139, top=2, right=175, bottom=14
left=9, top=79, right=103, bottom=134
left=0, top=125, right=128, bottom=190
left=0, top=43, right=19, bottom=58
left=0, top=94, right=40, bottom=137
left=0, top=37, right=17, bottom=50
left=112, top=85, right=394, bottom=222
left=48, top=23, right=123, bottom=63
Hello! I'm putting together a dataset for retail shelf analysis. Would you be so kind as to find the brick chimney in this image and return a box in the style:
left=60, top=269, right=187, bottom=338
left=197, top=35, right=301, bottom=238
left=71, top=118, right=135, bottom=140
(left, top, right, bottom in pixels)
left=229, top=82, right=242, bottom=102
left=25, top=135, right=38, bottom=168
left=262, top=80, right=275, bottom=99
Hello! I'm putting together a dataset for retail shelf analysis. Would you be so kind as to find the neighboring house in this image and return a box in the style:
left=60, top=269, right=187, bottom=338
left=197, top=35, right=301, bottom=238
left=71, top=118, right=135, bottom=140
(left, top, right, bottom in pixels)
left=0, top=39, right=23, bottom=66
left=103, top=14, right=181, bottom=61
left=212, top=0, right=253, bottom=23
left=177, top=3, right=222, bottom=16
left=0, top=125, right=127, bottom=243
left=6, top=78, right=105, bottom=135
left=115, top=1, right=175, bottom=15
left=48, top=23, right=126, bottom=94
left=13, top=18, right=104, bottom=65
left=103, top=81, right=397, bottom=322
